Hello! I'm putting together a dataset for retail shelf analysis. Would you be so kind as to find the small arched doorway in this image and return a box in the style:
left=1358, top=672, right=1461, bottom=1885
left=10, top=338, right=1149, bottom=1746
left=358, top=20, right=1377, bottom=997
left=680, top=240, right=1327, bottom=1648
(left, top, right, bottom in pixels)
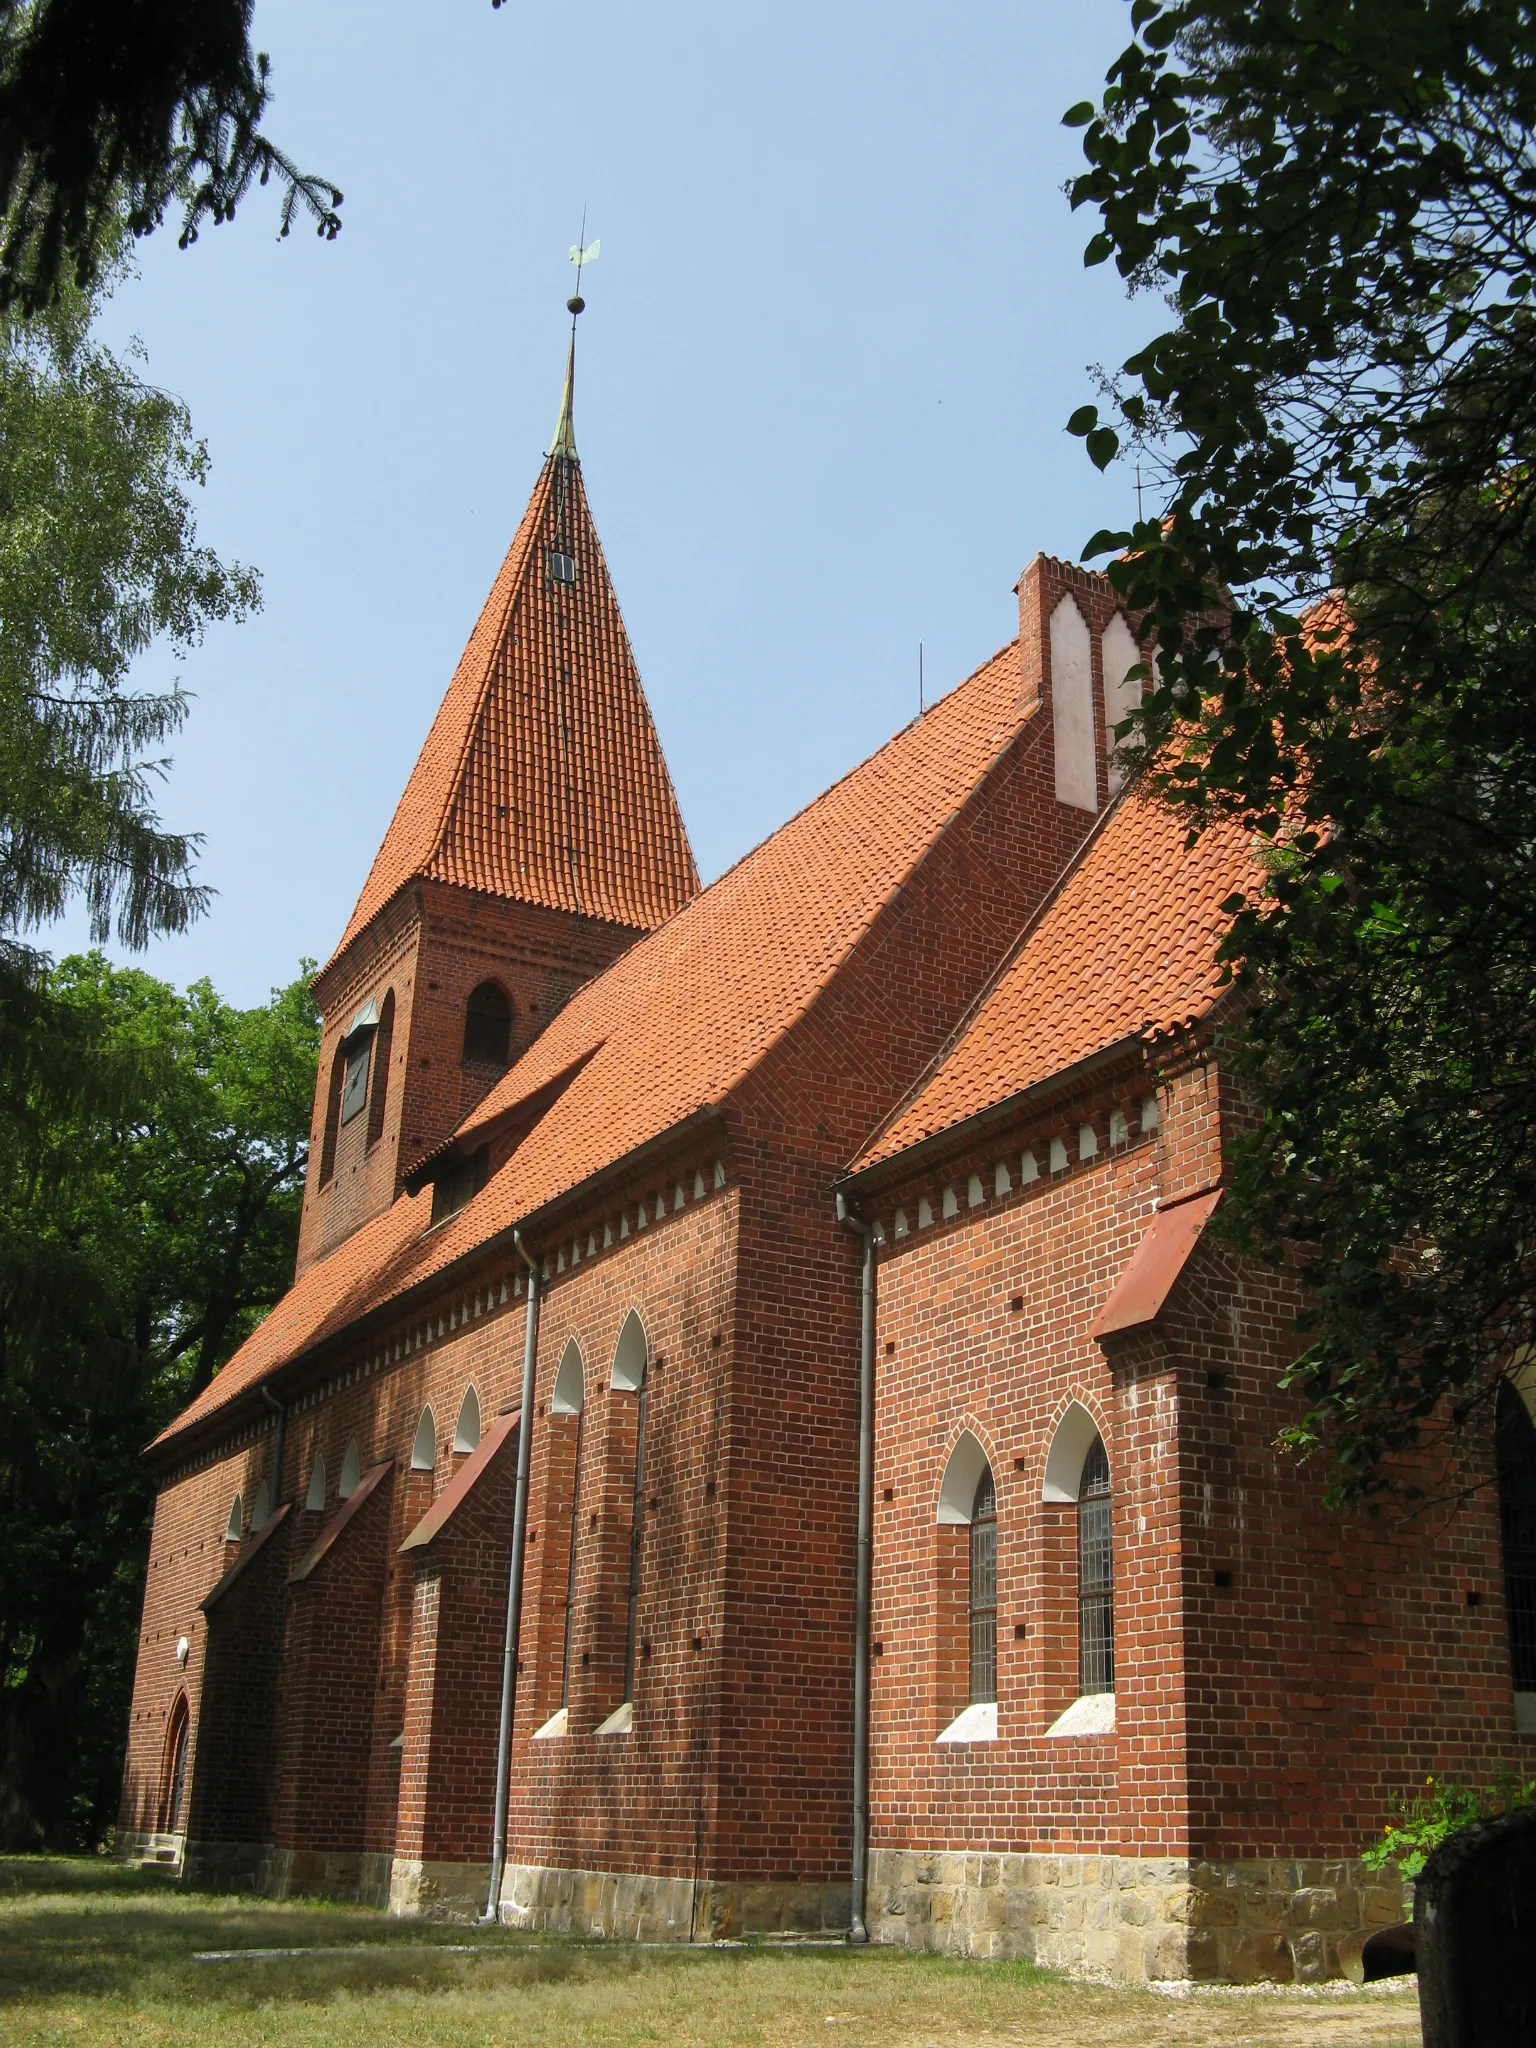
left=160, top=1693, right=190, bottom=1835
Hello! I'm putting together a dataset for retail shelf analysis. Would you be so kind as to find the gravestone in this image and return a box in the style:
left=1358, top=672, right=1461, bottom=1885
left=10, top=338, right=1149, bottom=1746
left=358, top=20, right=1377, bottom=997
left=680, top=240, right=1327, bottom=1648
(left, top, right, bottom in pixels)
left=1415, top=1804, right=1536, bottom=2046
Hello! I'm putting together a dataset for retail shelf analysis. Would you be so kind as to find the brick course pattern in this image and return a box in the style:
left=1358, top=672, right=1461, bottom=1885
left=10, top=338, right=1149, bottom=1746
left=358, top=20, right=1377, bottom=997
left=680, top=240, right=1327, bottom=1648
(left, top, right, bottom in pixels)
left=119, top=513, right=1536, bottom=1981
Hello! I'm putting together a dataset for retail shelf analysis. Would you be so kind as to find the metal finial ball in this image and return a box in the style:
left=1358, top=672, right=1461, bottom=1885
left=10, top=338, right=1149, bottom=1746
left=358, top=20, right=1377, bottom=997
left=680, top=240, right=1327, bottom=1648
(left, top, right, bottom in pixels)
left=567, top=294, right=585, bottom=315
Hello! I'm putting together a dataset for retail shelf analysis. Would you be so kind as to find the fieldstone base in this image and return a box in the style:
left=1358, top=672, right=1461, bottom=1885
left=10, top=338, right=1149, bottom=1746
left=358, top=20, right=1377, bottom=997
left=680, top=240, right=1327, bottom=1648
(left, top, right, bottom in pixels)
left=117, top=1830, right=184, bottom=1874
left=496, top=1860, right=852, bottom=1942
left=179, top=1840, right=393, bottom=1907
left=388, top=1856, right=494, bottom=1919
left=866, top=1850, right=1409, bottom=1982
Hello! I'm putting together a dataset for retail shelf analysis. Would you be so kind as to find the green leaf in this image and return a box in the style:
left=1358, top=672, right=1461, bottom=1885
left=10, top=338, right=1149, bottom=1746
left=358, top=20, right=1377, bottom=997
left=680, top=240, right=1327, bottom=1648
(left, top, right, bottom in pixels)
left=1086, top=425, right=1120, bottom=469
left=1066, top=404, right=1099, bottom=437
left=1062, top=100, right=1096, bottom=128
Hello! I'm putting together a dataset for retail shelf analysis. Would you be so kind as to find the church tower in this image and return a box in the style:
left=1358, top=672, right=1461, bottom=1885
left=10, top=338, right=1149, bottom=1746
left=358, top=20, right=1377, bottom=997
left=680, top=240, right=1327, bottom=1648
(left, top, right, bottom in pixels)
left=297, top=310, right=698, bottom=1276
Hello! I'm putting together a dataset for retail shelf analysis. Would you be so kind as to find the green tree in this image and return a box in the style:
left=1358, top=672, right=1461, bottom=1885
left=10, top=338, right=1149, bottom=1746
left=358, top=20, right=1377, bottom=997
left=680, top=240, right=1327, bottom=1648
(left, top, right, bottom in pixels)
left=0, top=957, right=317, bottom=1851
left=0, top=1, right=342, bottom=313
left=1065, top=0, right=1536, bottom=1504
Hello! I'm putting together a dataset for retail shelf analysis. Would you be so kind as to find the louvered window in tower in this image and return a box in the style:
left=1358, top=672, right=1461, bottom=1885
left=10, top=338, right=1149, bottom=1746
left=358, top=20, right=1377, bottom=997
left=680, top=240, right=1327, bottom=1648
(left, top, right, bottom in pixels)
left=547, top=549, right=576, bottom=585
left=969, top=1466, right=998, bottom=1706
left=1078, top=1436, right=1114, bottom=1695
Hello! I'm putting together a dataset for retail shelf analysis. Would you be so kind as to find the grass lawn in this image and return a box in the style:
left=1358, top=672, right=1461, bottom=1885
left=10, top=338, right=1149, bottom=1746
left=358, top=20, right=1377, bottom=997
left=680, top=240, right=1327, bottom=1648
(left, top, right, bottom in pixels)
left=0, top=1856, right=1422, bottom=2048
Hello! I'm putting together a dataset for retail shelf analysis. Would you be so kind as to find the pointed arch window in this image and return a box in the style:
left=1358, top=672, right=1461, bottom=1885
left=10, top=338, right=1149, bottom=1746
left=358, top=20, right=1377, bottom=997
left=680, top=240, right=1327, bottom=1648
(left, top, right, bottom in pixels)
left=338, top=1439, right=361, bottom=1500
left=969, top=1467, right=997, bottom=1706
left=1078, top=1436, right=1114, bottom=1695
left=453, top=1387, right=481, bottom=1454
left=318, top=1045, right=346, bottom=1187
left=463, top=982, right=512, bottom=1068
left=1497, top=1381, right=1536, bottom=1700
left=224, top=1492, right=243, bottom=1542
left=366, top=990, right=395, bottom=1149
left=551, top=1339, right=586, bottom=1711
left=411, top=1405, right=437, bottom=1473
left=304, top=1454, right=326, bottom=1512
left=613, top=1311, right=648, bottom=1711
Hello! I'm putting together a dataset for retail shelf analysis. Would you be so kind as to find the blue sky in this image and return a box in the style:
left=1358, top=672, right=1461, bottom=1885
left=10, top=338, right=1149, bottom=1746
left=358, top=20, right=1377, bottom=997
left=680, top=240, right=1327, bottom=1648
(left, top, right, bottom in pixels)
left=60, top=0, right=1153, bottom=1007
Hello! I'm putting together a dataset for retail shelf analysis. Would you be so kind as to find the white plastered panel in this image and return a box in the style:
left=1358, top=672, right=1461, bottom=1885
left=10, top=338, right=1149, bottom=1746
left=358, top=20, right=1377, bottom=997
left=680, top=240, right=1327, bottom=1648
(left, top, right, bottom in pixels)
left=1051, top=594, right=1096, bottom=811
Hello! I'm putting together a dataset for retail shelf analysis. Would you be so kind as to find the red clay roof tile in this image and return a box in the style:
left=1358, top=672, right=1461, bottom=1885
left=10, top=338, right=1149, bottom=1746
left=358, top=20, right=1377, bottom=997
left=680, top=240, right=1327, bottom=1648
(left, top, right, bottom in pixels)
left=156, top=641, right=1036, bottom=1451
left=854, top=783, right=1255, bottom=1170
left=331, top=455, right=697, bottom=964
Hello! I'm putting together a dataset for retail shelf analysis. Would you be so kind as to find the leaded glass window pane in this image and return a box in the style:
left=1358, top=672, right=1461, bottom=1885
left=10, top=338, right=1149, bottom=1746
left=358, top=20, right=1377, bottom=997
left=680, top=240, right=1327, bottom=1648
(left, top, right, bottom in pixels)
left=1078, top=1436, right=1114, bottom=1695
left=969, top=1466, right=997, bottom=1706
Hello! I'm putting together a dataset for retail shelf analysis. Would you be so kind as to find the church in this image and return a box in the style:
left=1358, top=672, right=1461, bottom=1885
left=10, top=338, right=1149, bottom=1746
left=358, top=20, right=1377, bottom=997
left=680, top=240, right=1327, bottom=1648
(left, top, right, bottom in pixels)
left=119, top=316, right=1536, bottom=1983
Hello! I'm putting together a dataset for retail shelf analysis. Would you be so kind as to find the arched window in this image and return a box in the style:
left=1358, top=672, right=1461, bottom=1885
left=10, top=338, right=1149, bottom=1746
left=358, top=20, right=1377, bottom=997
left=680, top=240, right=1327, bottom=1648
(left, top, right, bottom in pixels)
left=250, top=1480, right=270, bottom=1531
left=411, top=1405, right=437, bottom=1473
left=1078, top=1436, right=1114, bottom=1695
left=161, top=1694, right=190, bottom=1834
left=453, top=1387, right=481, bottom=1454
left=224, top=1492, right=243, bottom=1542
left=552, top=1339, right=586, bottom=1711
left=366, top=990, right=396, bottom=1149
left=611, top=1309, right=648, bottom=1393
left=969, top=1467, right=998, bottom=1706
left=317, top=1045, right=346, bottom=1186
left=610, top=1312, right=649, bottom=1713
left=1497, top=1380, right=1536, bottom=1699
left=463, top=982, right=512, bottom=1068
left=304, top=1453, right=326, bottom=1512
left=338, top=1439, right=361, bottom=1500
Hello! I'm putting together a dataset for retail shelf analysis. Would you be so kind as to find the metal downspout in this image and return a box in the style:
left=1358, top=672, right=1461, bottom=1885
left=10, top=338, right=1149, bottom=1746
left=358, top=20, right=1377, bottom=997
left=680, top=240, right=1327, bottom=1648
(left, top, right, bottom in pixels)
left=481, top=1230, right=542, bottom=1924
left=260, top=1386, right=286, bottom=1506
left=836, top=1190, right=875, bottom=1944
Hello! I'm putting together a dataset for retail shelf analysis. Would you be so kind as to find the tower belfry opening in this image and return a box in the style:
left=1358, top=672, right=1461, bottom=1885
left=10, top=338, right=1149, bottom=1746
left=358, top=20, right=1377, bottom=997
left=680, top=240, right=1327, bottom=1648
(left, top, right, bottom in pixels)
left=297, top=274, right=697, bottom=1273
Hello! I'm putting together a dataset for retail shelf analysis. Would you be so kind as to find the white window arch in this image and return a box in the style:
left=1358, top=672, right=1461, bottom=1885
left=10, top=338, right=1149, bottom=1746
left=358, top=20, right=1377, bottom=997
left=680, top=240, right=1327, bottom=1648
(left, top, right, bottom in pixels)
left=304, top=1453, right=326, bottom=1511
left=411, top=1405, right=437, bottom=1472
left=1042, top=1402, right=1105, bottom=1502
left=937, top=1430, right=992, bottom=1524
left=551, top=1339, right=585, bottom=1415
left=251, top=1479, right=270, bottom=1531
left=338, top=1438, right=361, bottom=1499
left=224, top=1492, right=243, bottom=1541
left=611, top=1309, right=648, bottom=1391
left=453, top=1387, right=481, bottom=1453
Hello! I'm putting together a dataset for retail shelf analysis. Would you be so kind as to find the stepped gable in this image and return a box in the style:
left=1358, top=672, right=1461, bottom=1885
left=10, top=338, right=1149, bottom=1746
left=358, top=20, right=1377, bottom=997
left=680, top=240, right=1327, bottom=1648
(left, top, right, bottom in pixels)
left=331, top=439, right=698, bottom=964
left=851, top=783, right=1256, bottom=1171
left=156, top=638, right=1035, bottom=1449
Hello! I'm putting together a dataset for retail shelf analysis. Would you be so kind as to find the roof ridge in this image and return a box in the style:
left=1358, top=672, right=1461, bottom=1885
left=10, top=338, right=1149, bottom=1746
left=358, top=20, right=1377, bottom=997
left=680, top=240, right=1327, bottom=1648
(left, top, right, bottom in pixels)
left=685, top=635, right=1026, bottom=907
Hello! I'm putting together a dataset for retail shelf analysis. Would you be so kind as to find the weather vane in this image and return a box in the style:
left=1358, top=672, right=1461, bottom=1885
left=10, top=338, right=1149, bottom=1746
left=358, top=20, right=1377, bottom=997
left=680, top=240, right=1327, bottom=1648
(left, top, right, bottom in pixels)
left=568, top=210, right=599, bottom=316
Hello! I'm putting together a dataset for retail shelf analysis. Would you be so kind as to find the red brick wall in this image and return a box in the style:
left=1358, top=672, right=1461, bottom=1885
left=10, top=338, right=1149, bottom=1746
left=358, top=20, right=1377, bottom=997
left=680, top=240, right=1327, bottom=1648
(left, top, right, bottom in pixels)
left=861, top=1050, right=1535, bottom=1871
left=300, top=881, right=643, bottom=1274
left=396, top=1424, right=517, bottom=1868
left=119, top=1423, right=280, bottom=1838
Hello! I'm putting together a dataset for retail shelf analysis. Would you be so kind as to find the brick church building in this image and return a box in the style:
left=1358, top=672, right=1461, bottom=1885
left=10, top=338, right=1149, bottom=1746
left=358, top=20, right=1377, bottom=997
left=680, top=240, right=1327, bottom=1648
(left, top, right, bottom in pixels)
left=120, top=326, right=1536, bottom=1982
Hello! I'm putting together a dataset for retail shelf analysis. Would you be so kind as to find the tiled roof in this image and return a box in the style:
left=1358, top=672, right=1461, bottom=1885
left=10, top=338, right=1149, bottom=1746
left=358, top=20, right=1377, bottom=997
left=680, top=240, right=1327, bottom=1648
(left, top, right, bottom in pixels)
left=156, top=641, right=1035, bottom=1451
left=331, top=454, right=698, bottom=962
left=853, top=784, right=1255, bottom=1170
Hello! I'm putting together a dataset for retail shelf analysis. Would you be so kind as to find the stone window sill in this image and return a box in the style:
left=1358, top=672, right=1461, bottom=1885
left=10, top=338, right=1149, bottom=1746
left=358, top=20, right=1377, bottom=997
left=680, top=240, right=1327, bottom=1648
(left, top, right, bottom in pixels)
left=594, top=1700, right=633, bottom=1736
left=936, top=1701, right=997, bottom=1744
left=1046, top=1691, right=1115, bottom=1737
left=532, top=1706, right=569, bottom=1741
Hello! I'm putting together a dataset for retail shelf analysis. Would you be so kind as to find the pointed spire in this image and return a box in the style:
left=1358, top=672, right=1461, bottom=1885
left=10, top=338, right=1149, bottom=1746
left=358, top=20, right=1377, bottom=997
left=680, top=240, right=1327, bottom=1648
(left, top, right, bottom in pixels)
left=549, top=320, right=578, bottom=461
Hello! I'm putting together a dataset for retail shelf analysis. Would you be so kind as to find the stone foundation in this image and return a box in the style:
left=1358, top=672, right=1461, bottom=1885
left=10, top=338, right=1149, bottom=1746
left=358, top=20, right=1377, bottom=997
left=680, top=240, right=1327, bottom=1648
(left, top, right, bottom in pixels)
left=866, top=1849, right=1409, bottom=1981
left=496, top=1860, right=852, bottom=1943
left=388, top=1856, right=494, bottom=1920
left=178, top=1840, right=393, bottom=1907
